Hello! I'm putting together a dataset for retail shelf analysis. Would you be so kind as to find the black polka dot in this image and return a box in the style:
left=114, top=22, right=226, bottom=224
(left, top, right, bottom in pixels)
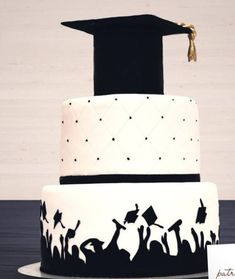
left=127, top=157, right=130, bottom=161
left=145, top=137, right=148, bottom=140
left=147, top=96, right=150, bottom=99
left=196, top=159, right=198, bottom=162
left=75, top=120, right=78, bottom=123
left=190, top=138, right=193, bottom=141
left=190, top=99, right=192, bottom=102
left=99, top=118, right=102, bottom=121
left=69, top=102, right=72, bottom=106
left=88, top=100, right=91, bottom=103
left=112, top=138, right=115, bottom=141
left=61, top=158, right=63, bottom=162
left=129, top=116, right=132, bottom=119
left=183, top=118, right=185, bottom=122
left=196, top=120, right=198, bottom=122
left=97, top=157, right=100, bottom=161
left=159, top=157, right=162, bottom=160
left=183, top=157, right=186, bottom=160
left=62, top=121, right=64, bottom=124
left=67, top=139, right=69, bottom=142
left=161, top=116, right=164, bottom=119
left=172, top=98, right=175, bottom=101
left=115, top=98, right=118, bottom=101
left=85, top=139, right=88, bottom=142
left=74, top=158, right=77, bottom=162
left=173, top=137, right=176, bottom=140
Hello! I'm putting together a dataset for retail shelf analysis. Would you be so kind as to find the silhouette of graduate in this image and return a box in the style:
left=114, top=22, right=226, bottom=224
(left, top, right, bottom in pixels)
left=61, top=14, right=196, bottom=96
left=40, top=201, right=49, bottom=223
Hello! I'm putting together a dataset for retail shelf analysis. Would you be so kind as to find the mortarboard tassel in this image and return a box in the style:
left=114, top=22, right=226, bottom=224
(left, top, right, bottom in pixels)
left=178, top=23, right=197, bottom=62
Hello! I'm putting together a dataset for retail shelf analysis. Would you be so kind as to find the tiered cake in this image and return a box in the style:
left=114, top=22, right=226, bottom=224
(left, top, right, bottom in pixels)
left=40, top=15, right=219, bottom=277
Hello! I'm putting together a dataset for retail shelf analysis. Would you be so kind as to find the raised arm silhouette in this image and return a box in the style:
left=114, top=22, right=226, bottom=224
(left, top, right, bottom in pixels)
left=106, top=219, right=126, bottom=251
left=168, top=219, right=183, bottom=255
left=161, top=232, right=170, bottom=255
left=133, top=225, right=151, bottom=267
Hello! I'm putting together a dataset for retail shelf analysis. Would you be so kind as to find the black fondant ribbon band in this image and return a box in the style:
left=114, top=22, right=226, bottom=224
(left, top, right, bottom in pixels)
left=60, top=174, right=200, bottom=184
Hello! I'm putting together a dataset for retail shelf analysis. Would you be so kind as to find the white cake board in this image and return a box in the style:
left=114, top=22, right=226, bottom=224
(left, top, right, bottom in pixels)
left=18, top=262, right=208, bottom=279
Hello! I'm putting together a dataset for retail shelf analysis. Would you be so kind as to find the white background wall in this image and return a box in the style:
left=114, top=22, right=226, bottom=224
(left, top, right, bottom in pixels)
left=0, top=0, right=235, bottom=199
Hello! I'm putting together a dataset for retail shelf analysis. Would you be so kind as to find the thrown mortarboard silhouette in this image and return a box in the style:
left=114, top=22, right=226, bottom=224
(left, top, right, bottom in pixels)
left=196, top=199, right=207, bottom=224
left=65, top=220, right=80, bottom=240
left=40, top=201, right=49, bottom=223
left=142, top=206, right=164, bottom=228
left=61, top=14, right=196, bottom=96
left=53, top=209, right=65, bottom=229
left=124, top=204, right=139, bottom=224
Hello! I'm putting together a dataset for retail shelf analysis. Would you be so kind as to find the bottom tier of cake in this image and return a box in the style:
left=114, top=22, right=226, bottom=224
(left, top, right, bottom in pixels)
left=40, top=182, right=219, bottom=277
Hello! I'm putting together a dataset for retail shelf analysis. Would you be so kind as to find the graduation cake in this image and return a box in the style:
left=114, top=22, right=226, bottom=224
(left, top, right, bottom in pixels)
left=40, top=15, right=219, bottom=277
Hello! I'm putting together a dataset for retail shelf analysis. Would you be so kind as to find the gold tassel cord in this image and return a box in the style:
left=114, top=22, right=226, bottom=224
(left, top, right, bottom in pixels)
left=178, top=23, right=197, bottom=62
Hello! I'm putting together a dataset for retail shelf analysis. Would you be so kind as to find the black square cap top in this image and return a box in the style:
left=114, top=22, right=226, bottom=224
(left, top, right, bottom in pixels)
left=61, top=14, right=193, bottom=96
left=61, top=14, right=192, bottom=36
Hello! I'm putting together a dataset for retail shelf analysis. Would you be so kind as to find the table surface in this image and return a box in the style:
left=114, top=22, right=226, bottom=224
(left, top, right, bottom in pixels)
left=0, top=201, right=235, bottom=279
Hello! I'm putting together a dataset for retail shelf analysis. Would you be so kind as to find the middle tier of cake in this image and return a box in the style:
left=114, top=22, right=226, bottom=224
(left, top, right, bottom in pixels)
left=60, top=94, right=200, bottom=184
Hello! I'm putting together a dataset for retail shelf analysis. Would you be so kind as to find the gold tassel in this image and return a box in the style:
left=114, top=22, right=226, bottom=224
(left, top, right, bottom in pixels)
left=178, top=23, right=197, bottom=62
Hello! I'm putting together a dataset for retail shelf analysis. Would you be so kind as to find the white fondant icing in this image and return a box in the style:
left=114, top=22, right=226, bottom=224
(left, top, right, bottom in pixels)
left=60, top=94, right=200, bottom=176
left=41, top=182, right=219, bottom=261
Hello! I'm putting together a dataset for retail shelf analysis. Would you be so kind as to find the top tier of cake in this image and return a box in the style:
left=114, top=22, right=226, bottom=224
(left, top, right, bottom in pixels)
left=60, top=94, right=200, bottom=183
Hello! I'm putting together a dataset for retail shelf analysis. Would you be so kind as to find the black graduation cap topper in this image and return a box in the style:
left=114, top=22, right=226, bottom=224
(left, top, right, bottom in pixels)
left=61, top=14, right=197, bottom=96
left=196, top=199, right=207, bottom=224
left=142, top=206, right=164, bottom=228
